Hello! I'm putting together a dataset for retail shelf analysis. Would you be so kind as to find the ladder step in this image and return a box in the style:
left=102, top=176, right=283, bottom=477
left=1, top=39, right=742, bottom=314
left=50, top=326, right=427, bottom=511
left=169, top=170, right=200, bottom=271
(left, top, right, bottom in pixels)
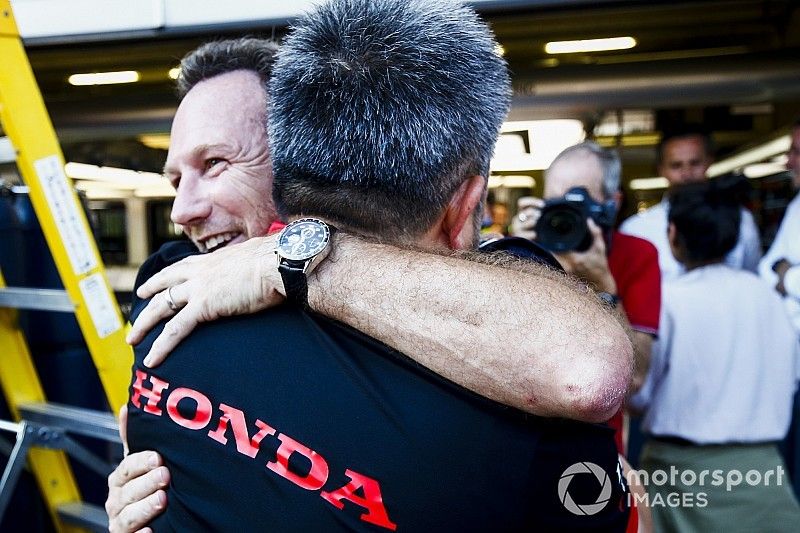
left=0, top=287, right=74, bottom=312
left=57, top=502, right=108, bottom=532
left=18, top=402, right=120, bottom=443
left=0, top=137, right=15, bottom=164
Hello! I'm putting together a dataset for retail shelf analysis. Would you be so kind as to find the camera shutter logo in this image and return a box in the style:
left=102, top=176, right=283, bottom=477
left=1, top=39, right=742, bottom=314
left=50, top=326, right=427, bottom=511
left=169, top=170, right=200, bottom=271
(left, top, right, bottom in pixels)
left=558, top=462, right=612, bottom=516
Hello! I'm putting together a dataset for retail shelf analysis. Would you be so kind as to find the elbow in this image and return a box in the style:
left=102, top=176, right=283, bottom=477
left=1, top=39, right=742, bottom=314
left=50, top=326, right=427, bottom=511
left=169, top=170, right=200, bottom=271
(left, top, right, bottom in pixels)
left=563, top=382, right=626, bottom=424
left=560, top=333, right=634, bottom=424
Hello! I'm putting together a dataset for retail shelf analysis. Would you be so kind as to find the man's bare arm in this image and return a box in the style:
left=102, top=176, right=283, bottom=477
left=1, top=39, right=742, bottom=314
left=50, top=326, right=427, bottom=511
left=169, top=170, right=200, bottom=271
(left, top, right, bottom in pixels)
left=309, top=237, right=632, bottom=422
left=130, top=234, right=633, bottom=422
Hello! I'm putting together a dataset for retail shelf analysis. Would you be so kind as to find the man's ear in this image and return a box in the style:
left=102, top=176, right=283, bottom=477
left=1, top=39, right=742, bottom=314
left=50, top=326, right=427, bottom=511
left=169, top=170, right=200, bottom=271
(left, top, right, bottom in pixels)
left=443, top=175, right=487, bottom=249
left=667, top=221, right=684, bottom=263
left=667, top=222, right=677, bottom=247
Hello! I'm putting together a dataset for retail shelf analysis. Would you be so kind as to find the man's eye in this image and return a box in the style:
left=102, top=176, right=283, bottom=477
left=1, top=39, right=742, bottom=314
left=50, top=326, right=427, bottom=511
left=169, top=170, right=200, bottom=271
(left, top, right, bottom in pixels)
left=205, top=158, right=225, bottom=170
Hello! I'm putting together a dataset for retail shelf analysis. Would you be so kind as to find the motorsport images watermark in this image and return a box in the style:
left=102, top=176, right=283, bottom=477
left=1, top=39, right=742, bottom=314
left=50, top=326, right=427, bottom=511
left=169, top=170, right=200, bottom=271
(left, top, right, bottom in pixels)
left=557, top=462, right=618, bottom=516
left=558, top=462, right=788, bottom=515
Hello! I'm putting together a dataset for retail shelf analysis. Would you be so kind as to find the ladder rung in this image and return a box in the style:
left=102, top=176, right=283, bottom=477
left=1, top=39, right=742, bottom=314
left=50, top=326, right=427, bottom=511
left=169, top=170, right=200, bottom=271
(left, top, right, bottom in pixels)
left=0, top=419, right=21, bottom=433
left=0, top=287, right=74, bottom=312
left=57, top=502, right=108, bottom=532
left=18, top=402, right=120, bottom=443
left=0, top=137, right=15, bottom=164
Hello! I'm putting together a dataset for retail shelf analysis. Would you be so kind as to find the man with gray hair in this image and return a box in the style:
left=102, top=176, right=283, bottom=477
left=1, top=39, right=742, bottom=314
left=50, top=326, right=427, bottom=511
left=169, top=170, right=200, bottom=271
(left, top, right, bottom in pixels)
left=118, top=1, right=634, bottom=530
left=513, top=141, right=661, bottom=452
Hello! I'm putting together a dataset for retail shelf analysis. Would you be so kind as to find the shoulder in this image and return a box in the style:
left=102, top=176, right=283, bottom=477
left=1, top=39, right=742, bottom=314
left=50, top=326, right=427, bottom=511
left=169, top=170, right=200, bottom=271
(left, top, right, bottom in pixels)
left=613, top=231, right=658, bottom=257
left=780, top=193, right=800, bottom=223
left=478, top=236, right=564, bottom=272
left=620, top=203, right=664, bottom=232
left=131, top=240, right=199, bottom=316
left=610, top=231, right=660, bottom=277
left=732, top=268, right=785, bottom=300
left=134, top=240, right=199, bottom=291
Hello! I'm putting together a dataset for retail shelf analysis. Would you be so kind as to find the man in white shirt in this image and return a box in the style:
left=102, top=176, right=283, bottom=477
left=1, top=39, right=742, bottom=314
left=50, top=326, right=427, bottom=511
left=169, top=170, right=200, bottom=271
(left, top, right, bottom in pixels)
left=621, top=126, right=762, bottom=280
left=631, top=176, right=800, bottom=532
left=759, top=120, right=800, bottom=331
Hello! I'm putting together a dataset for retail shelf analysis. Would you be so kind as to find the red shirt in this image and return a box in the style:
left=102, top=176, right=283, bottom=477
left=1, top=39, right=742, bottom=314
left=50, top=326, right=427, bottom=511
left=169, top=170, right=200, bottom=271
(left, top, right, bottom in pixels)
left=606, top=231, right=661, bottom=454
left=268, top=221, right=287, bottom=234
left=608, top=231, right=661, bottom=335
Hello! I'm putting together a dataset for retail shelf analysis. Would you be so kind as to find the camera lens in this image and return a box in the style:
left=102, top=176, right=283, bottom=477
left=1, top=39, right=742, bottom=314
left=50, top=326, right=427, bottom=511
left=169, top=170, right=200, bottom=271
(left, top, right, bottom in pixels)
left=547, top=211, right=581, bottom=236
left=535, top=204, right=592, bottom=252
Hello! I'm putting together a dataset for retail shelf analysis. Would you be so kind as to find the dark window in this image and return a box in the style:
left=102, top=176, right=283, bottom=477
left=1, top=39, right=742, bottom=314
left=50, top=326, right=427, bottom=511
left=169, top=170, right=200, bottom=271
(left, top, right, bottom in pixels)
left=147, top=200, right=187, bottom=254
left=90, top=201, right=128, bottom=265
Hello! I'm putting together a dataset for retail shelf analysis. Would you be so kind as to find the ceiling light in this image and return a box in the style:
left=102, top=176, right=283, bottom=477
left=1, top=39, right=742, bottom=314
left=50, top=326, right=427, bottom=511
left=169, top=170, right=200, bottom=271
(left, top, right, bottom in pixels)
left=491, top=120, right=585, bottom=172
left=168, top=67, right=181, bottom=80
left=138, top=134, right=171, bottom=150
left=742, top=162, right=788, bottom=179
left=545, top=37, right=636, bottom=55
left=74, top=182, right=130, bottom=200
left=596, top=133, right=661, bottom=148
left=68, top=71, right=140, bottom=86
left=65, top=162, right=167, bottom=189
left=707, top=134, right=790, bottom=177
left=134, top=186, right=177, bottom=198
left=629, top=177, right=669, bottom=191
left=69, top=162, right=176, bottom=199
left=488, top=175, right=536, bottom=189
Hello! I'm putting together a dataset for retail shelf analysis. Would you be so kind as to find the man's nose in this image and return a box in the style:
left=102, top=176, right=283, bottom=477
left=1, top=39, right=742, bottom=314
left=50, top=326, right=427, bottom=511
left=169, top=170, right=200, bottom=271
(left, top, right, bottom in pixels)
left=679, top=165, right=695, bottom=181
left=170, top=177, right=212, bottom=226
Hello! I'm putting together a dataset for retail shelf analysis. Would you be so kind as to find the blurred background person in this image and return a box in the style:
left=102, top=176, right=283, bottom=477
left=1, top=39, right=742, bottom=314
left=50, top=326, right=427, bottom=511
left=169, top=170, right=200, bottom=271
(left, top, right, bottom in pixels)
left=632, top=174, right=800, bottom=532
left=512, top=141, right=661, bottom=454
left=759, top=118, right=800, bottom=512
left=621, top=126, right=762, bottom=280
left=760, top=119, right=800, bottom=331
left=481, top=190, right=510, bottom=236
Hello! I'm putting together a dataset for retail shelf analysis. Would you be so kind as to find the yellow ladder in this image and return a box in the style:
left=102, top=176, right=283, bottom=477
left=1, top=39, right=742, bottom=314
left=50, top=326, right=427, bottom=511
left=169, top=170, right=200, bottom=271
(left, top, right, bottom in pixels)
left=0, top=1, right=133, bottom=530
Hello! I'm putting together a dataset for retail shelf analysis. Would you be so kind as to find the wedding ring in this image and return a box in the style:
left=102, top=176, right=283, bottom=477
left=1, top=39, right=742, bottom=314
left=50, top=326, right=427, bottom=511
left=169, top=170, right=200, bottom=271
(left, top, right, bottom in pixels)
left=166, top=286, right=180, bottom=311
left=518, top=212, right=528, bottom=223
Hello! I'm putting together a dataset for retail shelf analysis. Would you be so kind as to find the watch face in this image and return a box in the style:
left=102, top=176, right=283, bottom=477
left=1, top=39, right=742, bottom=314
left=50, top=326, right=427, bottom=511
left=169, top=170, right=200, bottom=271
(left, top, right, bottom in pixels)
left=277, top=218, right=331, bottom=261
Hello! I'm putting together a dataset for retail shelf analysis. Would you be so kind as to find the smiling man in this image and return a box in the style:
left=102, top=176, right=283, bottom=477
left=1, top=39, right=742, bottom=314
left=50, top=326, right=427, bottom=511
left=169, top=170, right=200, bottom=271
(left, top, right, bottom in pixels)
left=163, top=44, right=278, bottom=254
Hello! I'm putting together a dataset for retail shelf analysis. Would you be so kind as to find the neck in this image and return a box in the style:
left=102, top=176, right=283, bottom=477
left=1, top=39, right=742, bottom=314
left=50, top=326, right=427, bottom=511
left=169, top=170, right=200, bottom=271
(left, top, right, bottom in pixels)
left=682, top=257, right=724, bottom=271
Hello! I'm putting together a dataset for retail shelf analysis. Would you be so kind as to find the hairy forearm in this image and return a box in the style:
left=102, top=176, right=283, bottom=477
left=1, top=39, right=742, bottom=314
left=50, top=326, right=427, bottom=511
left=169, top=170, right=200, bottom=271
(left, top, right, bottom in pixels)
left=308, top=236, right=633, bottom=422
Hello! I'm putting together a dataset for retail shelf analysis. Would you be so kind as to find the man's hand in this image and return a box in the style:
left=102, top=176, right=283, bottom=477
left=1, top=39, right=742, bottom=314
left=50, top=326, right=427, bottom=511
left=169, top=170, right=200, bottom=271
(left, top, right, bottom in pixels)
left=554, top=219, right=618, bottom=294
left=510, top=198, right=616, bottom=293
left=127, top=235, right=283, bottom=367
left=509, top=196, right=544, bottom=241
left=773, top=259, right=792, bottom=296
left=106, top=406, right=170, bottom=533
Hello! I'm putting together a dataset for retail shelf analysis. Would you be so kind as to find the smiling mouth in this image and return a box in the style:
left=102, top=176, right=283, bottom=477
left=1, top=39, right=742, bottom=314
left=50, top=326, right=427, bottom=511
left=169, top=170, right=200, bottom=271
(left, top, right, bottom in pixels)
left=198, top=232, right=241, bottom=253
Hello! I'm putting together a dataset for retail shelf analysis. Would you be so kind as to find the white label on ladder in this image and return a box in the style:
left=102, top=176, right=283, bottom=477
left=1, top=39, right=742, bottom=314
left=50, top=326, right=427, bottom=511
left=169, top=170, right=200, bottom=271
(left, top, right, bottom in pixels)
left=79, top=273, right=122, bottom=338
left=35, top=155, right=97, bottom=275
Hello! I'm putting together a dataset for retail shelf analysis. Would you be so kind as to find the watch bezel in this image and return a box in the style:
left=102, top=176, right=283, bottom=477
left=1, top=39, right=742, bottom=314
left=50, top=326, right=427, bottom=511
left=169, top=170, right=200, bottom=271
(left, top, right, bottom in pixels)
left=276, top=218, right=333, bottom=261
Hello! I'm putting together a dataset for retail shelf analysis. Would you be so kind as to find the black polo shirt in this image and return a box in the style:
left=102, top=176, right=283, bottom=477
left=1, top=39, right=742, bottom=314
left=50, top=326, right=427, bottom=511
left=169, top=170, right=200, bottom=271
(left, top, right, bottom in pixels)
left=127, top=240, right=631, bottom=532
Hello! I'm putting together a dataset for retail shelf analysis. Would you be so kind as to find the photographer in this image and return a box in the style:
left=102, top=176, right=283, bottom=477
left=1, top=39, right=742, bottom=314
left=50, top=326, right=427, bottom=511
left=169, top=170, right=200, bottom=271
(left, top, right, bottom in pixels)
left=512, top=141, right=661, bottom=453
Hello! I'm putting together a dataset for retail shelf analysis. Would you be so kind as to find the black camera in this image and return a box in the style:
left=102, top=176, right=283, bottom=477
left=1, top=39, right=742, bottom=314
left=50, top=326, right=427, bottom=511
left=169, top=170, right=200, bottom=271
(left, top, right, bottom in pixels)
left=534, top=187, right=616, bottom=252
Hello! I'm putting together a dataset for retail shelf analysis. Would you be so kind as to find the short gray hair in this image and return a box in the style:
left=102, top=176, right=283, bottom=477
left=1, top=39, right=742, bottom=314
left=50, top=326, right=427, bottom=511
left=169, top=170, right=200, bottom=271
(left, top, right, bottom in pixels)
left=269, top=0, right=511, bottom=240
